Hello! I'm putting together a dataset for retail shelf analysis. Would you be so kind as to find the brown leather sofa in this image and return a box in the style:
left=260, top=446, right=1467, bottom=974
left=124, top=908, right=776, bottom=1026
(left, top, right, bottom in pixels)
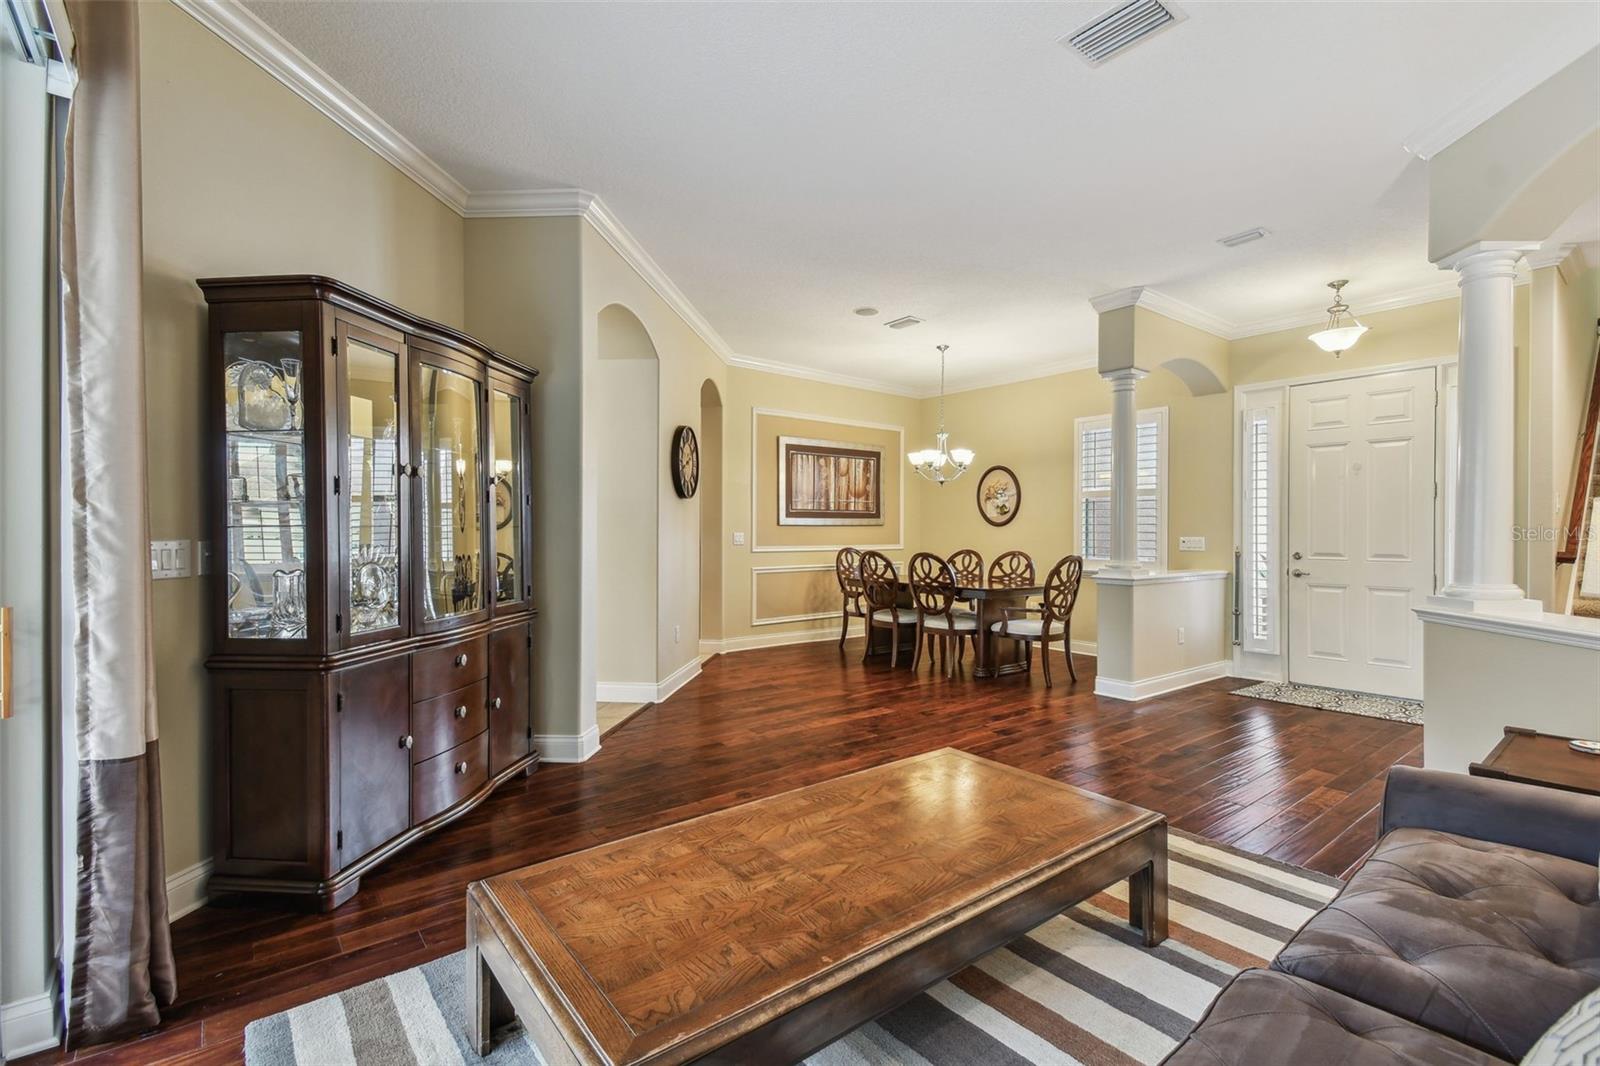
left=1163, top=766, right=1600, bottom=1065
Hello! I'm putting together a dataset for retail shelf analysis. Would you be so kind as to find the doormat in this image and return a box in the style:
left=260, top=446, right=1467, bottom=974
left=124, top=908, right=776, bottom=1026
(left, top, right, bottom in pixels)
left=1231, top=680, right=1422, bottom=725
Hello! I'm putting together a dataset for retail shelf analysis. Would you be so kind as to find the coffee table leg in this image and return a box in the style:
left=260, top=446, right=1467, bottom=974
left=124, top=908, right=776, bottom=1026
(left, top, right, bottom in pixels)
left=1127, top=824, right=1169, bottom=947
left=467, top=900, right=515, bottom=1055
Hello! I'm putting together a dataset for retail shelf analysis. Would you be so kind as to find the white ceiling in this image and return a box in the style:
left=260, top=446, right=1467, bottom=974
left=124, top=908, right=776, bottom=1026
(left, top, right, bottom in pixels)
left=239, top=1, right=1600, bottom=393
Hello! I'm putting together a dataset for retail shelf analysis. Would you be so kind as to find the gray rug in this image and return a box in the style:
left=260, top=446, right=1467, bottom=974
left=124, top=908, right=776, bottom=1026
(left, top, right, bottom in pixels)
left=1231, top=680, right=1422, bottom=725
left=243, top=833, right=1341, bottom=1065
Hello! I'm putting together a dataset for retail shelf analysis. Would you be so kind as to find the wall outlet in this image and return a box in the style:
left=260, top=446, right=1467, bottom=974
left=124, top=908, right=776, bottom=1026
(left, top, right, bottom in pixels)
left=150, top=539, right=191, bottom=579
left=673, top=624, right=681, bottom=644
left=732, top=531, right=746, bottom=546
left=1177, top=626, right=1186, bottom=645
left=1178, top=536, right=1206, bottom=552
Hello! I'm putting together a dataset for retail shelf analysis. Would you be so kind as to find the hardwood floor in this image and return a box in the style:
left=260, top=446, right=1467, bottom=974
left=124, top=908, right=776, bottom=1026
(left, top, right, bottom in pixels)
left=35, top=640, right=1419, bottom=1065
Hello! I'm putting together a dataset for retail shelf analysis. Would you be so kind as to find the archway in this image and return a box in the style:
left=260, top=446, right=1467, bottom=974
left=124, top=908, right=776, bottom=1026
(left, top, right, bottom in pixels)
left=595, top=304, right=660, bottom=703
left=698, top=379, right=724, bottom=649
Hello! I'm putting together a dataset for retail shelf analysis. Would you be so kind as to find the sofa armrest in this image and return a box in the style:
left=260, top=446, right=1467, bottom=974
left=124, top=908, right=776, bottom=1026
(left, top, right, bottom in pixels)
left=1379, top=765, right=1600, bottom=865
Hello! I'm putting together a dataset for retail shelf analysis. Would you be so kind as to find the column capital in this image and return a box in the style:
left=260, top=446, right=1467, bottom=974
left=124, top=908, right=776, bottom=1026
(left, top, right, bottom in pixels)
left=1434, top=240, right=1538, bottom=276
left=1100, top=367, right=1148, bottom=388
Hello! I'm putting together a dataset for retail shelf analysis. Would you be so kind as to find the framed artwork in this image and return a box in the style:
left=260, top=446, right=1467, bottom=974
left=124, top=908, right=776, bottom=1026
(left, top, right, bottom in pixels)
left=778, top=436, right=884, bottom=526
left=976, top=465, right=1021, bottom=527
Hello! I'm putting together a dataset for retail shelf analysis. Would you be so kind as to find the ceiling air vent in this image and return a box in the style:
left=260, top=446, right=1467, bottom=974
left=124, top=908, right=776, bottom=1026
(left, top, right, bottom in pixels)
left=1063, top=0, right=1182, bottom=66
left=1218, top=227, right=1270, bottom=248
left=884, top=315, right=924, bottom=330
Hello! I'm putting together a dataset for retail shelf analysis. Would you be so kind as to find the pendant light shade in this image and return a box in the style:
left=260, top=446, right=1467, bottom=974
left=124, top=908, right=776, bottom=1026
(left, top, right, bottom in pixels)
left=1307, top=279, right=1368, bottom=355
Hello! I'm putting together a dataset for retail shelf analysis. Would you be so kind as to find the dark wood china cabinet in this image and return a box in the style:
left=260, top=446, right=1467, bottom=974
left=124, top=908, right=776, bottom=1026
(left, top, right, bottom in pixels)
left=201, top=275, right=538, bottom=910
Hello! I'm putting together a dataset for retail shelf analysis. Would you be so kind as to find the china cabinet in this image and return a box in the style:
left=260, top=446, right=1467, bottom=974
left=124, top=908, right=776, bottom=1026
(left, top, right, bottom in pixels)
left=201, top=275, right=538, bottom=910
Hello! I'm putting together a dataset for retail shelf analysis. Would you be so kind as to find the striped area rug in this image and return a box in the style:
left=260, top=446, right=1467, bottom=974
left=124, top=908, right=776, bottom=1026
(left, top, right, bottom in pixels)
left=244, top=832, right=1340, bottom=1065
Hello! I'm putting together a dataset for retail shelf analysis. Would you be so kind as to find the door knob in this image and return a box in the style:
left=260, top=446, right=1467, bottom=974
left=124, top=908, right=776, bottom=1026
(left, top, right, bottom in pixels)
left=1291, top=568, right=1311, bottom=577
left=454, top=704, right=468, bottom=719
left=400, top=734, right=414, bottom=749
left=1291, top=551, right=1303, bottom=560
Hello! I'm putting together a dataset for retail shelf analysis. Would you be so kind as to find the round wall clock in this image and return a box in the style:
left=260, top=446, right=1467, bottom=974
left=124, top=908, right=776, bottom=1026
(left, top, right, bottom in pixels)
left=976, top=465, right=1020, bottom=526
left=671, top=425, right=700, bottom=499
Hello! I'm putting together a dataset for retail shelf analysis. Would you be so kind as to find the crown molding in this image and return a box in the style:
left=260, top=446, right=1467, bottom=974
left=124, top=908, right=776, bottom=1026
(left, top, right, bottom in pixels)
left=172, top=0, right=470, bottom=212
left=1402, top=39, right=1600, bottom=160
left=1524, top=242, right=1578, bottom=273
left=1088, top=286, right=1232, bottom=339
left=726, top=354, right=924, bottom=399
left=461, top=189, right=595, bottom=217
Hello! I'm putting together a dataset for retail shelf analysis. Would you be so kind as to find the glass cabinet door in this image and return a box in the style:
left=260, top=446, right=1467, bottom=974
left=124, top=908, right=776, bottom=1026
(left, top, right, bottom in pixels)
left=343, top=329, right=404, bottom=638
left=416, top=359, right=485, bottom=624
left=223, top=330, right=308, bottom=639
left=490, top=383, right=527, bottom=605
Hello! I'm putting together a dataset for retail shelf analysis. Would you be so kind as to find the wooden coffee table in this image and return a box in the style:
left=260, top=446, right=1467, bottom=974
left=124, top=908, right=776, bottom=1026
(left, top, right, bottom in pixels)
left=467, top=748, right=1167, bottom=1065
left=1470, top=726, right=1600, bottom=796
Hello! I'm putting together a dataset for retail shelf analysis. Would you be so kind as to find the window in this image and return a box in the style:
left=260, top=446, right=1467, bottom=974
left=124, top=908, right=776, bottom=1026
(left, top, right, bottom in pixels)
left=1240, top=401, right=1280, bottom=654
left=1074, top=408, right=1167, bottom=568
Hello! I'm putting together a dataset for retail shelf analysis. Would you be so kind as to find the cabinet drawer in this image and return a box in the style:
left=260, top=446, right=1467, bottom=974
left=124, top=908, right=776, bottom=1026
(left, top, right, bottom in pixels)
left=410, top=679, right=487, bottom=763
left=411, top=732, right=488, bottom=825
left=411, top=635, right=488, bottom=701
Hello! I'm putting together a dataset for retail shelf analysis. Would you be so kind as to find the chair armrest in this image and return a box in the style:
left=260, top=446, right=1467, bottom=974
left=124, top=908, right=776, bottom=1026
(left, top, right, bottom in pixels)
left=1001, top=606, right=1041, bottom=619
left=1379, top=766, right=1600, bottom=865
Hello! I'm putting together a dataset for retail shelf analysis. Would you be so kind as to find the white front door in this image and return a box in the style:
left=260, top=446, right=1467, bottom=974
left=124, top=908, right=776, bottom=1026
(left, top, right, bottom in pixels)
left=1287, top=367, right=1437, bottom=699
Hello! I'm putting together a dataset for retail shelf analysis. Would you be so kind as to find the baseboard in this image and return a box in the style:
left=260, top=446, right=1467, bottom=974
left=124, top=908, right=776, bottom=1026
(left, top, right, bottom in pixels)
left=1069, top=640, right=1097, bottom=657
left=166, top=859, right=213, bottom=922
left=1, top=989, right=57, bottom=1059
left=712, top=621, right=866, bottom=654
left=535, top=725, right=601, bottom=763
left=595, top=682, right=657, bottom=703
left=654, top=657, right=701, bottom=702
left=1095, top=660, right=1231, bottom=702
left=597, top=657, right=703, bottom=706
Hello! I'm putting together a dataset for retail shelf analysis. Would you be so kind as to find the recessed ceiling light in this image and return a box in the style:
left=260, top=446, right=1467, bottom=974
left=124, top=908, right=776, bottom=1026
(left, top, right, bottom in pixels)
left=1218, top=227, right=1270, bottom=248
left=884, top=315, right=924, bottom=330
left=854, top=307, right=879, bottom=317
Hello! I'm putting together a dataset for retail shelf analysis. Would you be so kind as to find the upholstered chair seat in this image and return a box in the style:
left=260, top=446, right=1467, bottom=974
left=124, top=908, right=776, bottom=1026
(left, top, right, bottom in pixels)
left=988, top=617, right=1060, bottom=639
left=871, top=607, right=918, bottom=624
left=923, top=613, right=977, bottom=632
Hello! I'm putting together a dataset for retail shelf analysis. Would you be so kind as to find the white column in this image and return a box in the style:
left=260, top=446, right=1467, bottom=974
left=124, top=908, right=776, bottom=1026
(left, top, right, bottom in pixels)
left=1435, top=241, right=1536, bottom=607
left=1103, top=367, right=1148, bottom=571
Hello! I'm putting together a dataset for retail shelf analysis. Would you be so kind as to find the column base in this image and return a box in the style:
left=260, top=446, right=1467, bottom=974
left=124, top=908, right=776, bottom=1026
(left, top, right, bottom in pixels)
left=1426, top=589, right=1544, bottom=616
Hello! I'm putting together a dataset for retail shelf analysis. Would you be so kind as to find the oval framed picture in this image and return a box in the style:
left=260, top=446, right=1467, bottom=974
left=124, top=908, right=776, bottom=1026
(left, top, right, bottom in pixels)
left=671, top=425, right=700, bottom=499
left=976, top=465, right=1020, bottom=527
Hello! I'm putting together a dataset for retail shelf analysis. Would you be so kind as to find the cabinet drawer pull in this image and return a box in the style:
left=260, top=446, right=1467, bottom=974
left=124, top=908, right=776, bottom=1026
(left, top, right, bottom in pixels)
left=400, top=734, right=414, bottom=750
left=455, top=761, right=468, bottom=775
left=454, top=704, right=468, bottom=719
left=454, top=653, right=469, bottom=667
left=490, top=697, right=502, bottom=710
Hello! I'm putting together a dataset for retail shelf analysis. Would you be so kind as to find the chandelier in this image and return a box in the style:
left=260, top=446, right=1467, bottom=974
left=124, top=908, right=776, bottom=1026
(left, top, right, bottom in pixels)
left=907, top=344, right=974, bottom=484
left=1307, top=279, right=1369, bottom=356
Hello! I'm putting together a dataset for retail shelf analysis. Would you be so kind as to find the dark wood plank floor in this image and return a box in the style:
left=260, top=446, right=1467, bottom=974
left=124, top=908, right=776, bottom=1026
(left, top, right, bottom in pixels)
left=38, top=640, right=1420, bottom=1065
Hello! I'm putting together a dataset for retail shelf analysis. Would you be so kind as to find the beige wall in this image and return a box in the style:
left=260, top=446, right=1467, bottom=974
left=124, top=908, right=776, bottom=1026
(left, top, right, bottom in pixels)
left=140, top=2, right=466, bottom=876
left=753, top=413, right=904, bottom=551
left=698, top=382, right=724, bottom=641
left=719, top=368, right=921, bottom=645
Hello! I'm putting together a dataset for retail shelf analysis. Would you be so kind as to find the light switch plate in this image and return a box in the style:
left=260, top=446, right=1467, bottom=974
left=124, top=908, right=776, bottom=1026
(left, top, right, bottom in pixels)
left=1178, top=536, right=1206, bottom=552
left=150, top=539, right=192, bottom=579
left=732, top=532, right=746, bottom=546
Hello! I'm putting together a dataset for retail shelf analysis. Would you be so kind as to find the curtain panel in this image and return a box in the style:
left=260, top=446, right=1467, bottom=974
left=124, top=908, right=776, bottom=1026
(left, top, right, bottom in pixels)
left=60, top=0, right=175, bottom=1046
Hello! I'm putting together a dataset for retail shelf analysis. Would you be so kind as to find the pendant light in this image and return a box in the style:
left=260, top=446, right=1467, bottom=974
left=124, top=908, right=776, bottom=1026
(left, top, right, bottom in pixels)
left=907, top=345, right=974, bottom=484
left=1307, top=279, right=1369, bottom=356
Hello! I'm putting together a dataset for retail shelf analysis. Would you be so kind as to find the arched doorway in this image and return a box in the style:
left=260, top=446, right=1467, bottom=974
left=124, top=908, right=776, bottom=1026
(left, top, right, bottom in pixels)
left=698, top=379, right=723, bottom=650
left=595, top=304, right=659, bottom=702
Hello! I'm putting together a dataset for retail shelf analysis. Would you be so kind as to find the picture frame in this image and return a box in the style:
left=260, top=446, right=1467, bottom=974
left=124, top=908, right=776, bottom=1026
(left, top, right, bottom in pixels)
left=777, top=436, right=884, bottom=526
left=976, top=465, right=1021, bottom=527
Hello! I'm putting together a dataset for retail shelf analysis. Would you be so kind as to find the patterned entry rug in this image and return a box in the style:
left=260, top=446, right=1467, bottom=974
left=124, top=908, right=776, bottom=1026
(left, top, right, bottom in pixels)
left=1231, top=680, right=1423, bottom=725
left=244, top=832, right=1340, bottom=1065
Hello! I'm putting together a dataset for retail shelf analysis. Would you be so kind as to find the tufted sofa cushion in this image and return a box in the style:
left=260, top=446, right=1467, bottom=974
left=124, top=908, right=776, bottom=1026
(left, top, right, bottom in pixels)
left=1273, top=827, right=1600, bottom=1061
left=1162, top=968, right=1508, bottom=1066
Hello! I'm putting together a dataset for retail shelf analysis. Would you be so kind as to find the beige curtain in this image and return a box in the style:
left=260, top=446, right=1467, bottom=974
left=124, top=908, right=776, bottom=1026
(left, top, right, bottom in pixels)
left=60, top=0, right=175, bottom=1047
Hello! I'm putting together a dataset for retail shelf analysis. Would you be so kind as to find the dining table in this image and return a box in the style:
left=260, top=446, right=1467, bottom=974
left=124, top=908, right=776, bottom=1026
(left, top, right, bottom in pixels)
left=891, top=578, right=1045, bottom=678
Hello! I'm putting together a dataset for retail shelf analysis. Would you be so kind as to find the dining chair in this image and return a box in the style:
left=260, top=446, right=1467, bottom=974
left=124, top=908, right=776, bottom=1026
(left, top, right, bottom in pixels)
left=992, top=555, right=1084, bottom=687
left=988, top=550, right=1036, bottom=589
left=909, top=552, right=978, bottom=678
left=861, top=550, right=916, bottom=666
left=834, top=547, right=866, bottom=649
left=946, top=548, right=984, bottom=642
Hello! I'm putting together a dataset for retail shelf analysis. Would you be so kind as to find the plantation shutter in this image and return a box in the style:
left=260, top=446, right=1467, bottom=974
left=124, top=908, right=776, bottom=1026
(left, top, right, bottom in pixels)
left=1241, top=401, right=1280, bottom=654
